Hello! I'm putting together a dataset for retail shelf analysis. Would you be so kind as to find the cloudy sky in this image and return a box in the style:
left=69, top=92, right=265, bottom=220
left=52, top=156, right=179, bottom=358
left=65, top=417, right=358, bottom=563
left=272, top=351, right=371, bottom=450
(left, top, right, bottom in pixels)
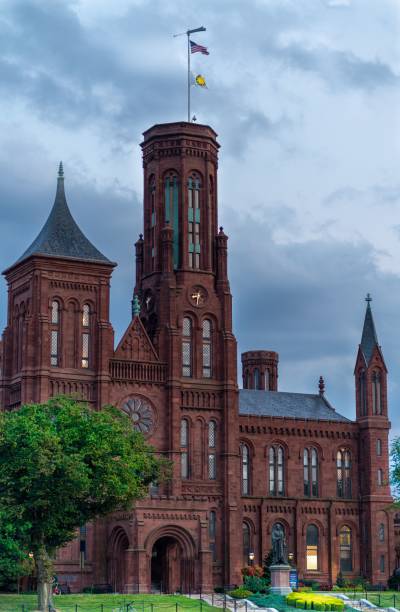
left=1, top=0, right=400, bottom=433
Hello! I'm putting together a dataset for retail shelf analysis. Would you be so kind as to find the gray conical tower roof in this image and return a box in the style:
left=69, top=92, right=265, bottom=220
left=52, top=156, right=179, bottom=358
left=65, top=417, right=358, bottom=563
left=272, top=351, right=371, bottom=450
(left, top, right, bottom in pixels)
left=360, top=294, right=379, bottom=365
left=15, top=163, right=111, bottom=266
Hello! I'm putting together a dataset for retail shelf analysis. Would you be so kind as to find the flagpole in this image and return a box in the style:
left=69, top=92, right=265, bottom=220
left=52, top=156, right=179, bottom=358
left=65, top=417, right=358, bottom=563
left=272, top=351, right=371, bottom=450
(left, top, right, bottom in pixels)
left=187, top=32, right=190, bottom=122
left=173, top=26, right=206, bottom=122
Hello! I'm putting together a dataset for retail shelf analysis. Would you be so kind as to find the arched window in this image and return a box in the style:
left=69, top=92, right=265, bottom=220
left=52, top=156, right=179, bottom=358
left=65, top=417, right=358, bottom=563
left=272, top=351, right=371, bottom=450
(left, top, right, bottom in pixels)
left=269, top=445, right=285, bottom=496
left=359, top=370, right=367, bottom=415
left=164, top=171, right=179, bottom=268
left=372, top=371, right=382, bottom=415
left=50, top=300, right=60, bottom=366
left=182, top=317, right=192, bottom=377
left=304, top=448, right=319, bottom=497
left=337, top=449, right=352, bottom=499
left=306, top=524, right=319, bottom=570
left=376, top=439, right=382, bottom=456
left=254, top=368, right=260, bottom=390
left=180, top=419, right=189, bottom=479
left=188, top=172, right=201, bottom=269
left=202, top=319, right=212, bottom=378
left=243, top=522, right=252, bottom=567
left=149, top=176, right=156, bottom=270
left=208, top=421, right=217, bottom=480
left=378, top=523, right=385, bottom=542
left=378, top=468, right=383, bottom=486
left=209, top=511, right=217, bottom=561
left=208, top=421, right=216, bottom=448
left=241, top=443, right=250, bottom=495
left=339, top=526, right=352, bottom=572
left=81, top=304, right=90, bottom=369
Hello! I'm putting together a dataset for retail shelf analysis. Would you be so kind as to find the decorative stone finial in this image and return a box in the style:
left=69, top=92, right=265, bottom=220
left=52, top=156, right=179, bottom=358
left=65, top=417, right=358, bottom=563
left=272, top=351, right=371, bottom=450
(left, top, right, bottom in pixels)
left=366, top=293, right=372, bottom=304
left=132, top=294, right=141, bottom=317
left=58, top=161, right=64, bottom=178
left=139, top=233, right=143, bottom=240
left=318, top=376, right=325, bottom=396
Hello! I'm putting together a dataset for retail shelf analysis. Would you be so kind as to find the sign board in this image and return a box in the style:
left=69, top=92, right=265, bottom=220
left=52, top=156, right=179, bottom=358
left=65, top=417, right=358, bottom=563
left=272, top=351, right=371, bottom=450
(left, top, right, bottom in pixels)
left=289, top=569, right=298, bottom=589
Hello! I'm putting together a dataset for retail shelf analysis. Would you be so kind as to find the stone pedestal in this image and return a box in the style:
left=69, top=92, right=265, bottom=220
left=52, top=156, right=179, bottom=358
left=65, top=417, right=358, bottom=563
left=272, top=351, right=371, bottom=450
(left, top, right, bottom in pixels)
left=270, top=564, right=292, bottom=595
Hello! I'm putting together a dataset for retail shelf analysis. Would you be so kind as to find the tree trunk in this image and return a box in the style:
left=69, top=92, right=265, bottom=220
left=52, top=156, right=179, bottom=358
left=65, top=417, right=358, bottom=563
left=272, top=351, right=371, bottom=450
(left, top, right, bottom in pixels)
left=35, top=546, right=56, bottom=612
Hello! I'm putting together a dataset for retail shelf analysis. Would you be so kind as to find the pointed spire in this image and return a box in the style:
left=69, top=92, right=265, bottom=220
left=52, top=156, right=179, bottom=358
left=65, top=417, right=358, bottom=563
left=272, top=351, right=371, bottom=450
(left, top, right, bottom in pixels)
left=132, top=294, right=141, bottom=317
left=360, top=293, right=379, bottom=365
left=318, top=376, right=325, bottom=396
left=11, top=164, right=112, bottom=267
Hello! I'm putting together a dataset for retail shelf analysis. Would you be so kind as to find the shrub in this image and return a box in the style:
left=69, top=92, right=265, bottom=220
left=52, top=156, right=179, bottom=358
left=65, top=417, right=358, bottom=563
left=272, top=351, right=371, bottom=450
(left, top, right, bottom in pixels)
left=244, top=575, right=270, bottom=593
left=336, top=572, right=345, bottom=588
left=286, top=591, right=344, bottom=611
left=311, top=582, right=321, bottom=591
left=388, top=570, right=400, bottom=590
left=298, top=587, right=312, bottom=592
left=229, top=588, right=253, bottom=599
left=214, top=586, right=225, bottom=593
left=242, top=564, right=264, bottom=578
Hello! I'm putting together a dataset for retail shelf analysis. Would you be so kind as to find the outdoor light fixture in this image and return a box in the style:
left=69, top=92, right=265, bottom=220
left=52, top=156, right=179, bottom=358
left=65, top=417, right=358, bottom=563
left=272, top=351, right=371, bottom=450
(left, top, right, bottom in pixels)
left=249, top=551, right=255, bottom=565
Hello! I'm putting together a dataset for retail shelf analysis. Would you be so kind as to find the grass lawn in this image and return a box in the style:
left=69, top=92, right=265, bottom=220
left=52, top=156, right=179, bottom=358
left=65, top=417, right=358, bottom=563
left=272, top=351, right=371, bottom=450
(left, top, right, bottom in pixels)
left=0, top=594, right=219, bottom=612
left=342, top=591, right=400, bottom=608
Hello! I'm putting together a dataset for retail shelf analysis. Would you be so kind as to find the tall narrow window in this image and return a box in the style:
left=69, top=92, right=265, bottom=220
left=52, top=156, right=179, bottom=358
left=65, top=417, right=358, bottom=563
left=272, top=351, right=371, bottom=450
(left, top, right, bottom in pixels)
left=243, top=522, right=251, bottom=567
left=269, top=445, right=285, bottom=496
left=337, top=449, right=352, bottom=498
left=380, top=555, right=385, bottom=573
left=359, top=370, right=367, bottom=415
left=377, top=439, right=382, bottom=456
left=339, top=526, right=352, bottom=572
left=50, top=300, right=60, bottom=366
left=81, top=304, right=90, bottom=369
left=265, top=369, right=270, bottom=390
left=378, top=469, right=383, bottom=486
left=306, top=524, right=319, bottom=570
left=182, top=317, right=192, bottom=377
left=378, top=523, right=385, bottom=542
left=304, top=449, right=310, bottom=496
left=150, top=176, right=156, bottom=270
left=208, top=420, right=217, bottom=480
left=372, top=371, right=382, bottom=415
left=209, top=511, right=217, bottom=561
left=241, top=443, right=250, bottom=495
left=254, top=368, right=260, bottom=390
left=164, top=172, right=179, bottom=268
left=188, top=173, right=201, bottom=269
left=181, top=419, right=189, bottom=479
left=202, top=319, right=212, bottom=378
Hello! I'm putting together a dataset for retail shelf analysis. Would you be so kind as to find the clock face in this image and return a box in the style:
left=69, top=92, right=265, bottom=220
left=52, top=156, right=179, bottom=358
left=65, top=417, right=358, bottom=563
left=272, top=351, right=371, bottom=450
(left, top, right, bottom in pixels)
left=189, top=285, right=208, bottom=307
left=143, top=290, right=154, bottom=313
left=121, top=396, right=155, bottom=435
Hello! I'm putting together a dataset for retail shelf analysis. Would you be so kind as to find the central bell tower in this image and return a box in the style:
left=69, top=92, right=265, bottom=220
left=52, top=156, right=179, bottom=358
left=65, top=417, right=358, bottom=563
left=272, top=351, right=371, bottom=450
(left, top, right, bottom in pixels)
left=133, top=121, right=241, bottom=587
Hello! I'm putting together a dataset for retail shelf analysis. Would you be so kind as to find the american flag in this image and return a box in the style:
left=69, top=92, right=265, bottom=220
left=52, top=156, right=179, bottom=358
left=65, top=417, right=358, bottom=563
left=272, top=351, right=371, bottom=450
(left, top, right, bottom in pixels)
left=190, top=40, right=209, bottom=55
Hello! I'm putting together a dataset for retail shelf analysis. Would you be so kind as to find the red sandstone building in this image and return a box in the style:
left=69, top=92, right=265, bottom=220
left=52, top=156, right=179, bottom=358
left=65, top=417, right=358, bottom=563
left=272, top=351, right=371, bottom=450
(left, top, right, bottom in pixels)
left=0, top=121, right=396, bottom=592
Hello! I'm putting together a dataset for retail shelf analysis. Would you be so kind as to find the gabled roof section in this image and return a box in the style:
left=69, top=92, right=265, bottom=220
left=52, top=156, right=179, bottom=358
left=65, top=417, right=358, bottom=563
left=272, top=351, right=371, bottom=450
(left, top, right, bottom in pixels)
left=360, top=295, right=380, bottom=365
left=239, top=389, right=351, bottom=423
left=15, top=163, right=112, bottom=267
left=114, top=315, right=159, bottom=363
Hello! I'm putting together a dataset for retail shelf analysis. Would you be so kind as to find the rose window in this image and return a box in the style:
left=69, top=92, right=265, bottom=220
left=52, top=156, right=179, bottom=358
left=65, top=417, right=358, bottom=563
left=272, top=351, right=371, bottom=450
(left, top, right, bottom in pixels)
left=121, top=397, right=154, bottom=435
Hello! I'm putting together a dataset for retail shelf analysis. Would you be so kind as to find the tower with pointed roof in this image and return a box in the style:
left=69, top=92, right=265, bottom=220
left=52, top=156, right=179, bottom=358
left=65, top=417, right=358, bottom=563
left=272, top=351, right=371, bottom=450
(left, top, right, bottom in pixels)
left=0, top=164, right=115, bottom=410
left=354, top=295, right=392, bottom=582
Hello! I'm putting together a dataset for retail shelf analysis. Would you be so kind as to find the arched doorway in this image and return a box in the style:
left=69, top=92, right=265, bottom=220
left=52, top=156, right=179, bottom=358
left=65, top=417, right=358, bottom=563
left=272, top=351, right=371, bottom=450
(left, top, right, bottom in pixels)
left=108, top=527, right=130, bottom=593
left=147, top=527, right=196, bottom=594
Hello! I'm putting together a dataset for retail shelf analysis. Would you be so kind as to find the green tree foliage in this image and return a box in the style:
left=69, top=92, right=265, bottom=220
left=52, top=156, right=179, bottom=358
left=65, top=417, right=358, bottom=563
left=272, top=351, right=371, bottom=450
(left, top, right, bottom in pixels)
left=0, top=508, right=33, bottom=589
left=0, top=397, right=169, bottom=611
left=391, top=437, right=400, bottom=500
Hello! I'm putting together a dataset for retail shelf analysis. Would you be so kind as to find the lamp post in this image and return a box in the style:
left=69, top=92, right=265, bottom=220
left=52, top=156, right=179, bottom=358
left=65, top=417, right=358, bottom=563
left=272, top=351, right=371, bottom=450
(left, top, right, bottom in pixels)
left=249, top=552, right=255, bottom=567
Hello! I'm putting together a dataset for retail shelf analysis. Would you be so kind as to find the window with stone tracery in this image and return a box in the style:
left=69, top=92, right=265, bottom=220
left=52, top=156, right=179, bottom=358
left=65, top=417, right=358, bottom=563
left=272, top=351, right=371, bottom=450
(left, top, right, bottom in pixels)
left=337, top=449, right=352, bottom=498
left=50, top=300, right=60, bottom=366
left=241, top=443, right=250, bottom=495
left=372, top=370, right=382, bottom=415
left=181, top=419, right=189, bottom=479
left=188, top=172, right=201, bottom=269
left=304, top=447, right=318, bottom=497
left=269, top=445, right=284, bottom=496
left=182, top=317, right=192, bottom=377
left=202, top=319, right=212, bottom=378
left=81, top=304, right=90, bottom=369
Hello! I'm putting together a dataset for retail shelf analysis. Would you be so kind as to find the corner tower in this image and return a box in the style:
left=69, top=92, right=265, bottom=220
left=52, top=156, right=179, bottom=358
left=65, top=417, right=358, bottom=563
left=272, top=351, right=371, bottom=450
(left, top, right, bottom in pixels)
left=354, top=295, right=392, bottom=584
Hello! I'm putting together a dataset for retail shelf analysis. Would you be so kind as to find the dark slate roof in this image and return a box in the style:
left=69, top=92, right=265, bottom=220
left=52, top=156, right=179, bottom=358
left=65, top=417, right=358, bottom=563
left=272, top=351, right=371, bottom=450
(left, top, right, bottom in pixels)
left=360, top=300, right=379, bottom=365
left=239, top=389, right=351, bottom=422
left=15, top=164, right=112, bottom=266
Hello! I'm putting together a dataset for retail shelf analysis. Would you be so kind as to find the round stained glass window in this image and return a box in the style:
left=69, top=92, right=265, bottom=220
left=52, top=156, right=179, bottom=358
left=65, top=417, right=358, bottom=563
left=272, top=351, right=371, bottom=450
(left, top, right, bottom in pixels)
left=121, top=397, right=155, bottom=435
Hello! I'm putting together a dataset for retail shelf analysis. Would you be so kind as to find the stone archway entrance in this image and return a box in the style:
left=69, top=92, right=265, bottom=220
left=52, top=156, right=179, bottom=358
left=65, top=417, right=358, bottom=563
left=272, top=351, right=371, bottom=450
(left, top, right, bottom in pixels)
left=108, top=527, right=130, bottom=593
left=148, top=527, right=196, bottom=594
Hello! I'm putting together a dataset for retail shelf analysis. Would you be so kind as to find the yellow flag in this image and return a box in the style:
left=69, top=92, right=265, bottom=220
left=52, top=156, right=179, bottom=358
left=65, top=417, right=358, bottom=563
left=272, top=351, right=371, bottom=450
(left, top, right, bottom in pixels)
left=195, top=74, right=207, bottom=88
